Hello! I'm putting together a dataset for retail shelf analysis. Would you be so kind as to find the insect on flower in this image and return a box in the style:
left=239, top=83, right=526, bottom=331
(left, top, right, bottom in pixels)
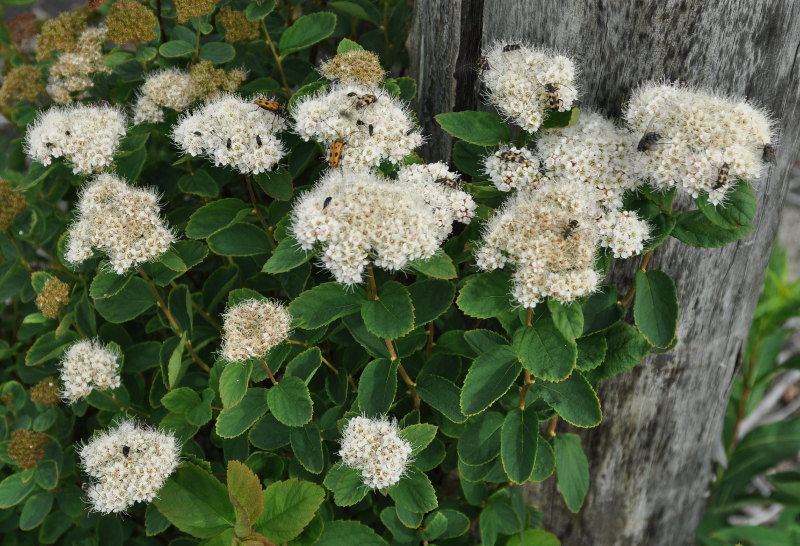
left=762, top=144, right=776, bottom=164
left=713, top=162, right=730, bottom=190
left=122, top=445, right=130, bottom=457
left=254, top=98, right=281, bottom=114
left=562, top=219, right=580, bottom=240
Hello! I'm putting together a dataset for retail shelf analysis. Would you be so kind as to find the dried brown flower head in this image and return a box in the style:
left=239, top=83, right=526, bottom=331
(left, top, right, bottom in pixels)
left=216, top=6, right=259, bottom=43
left=7, top=13, right=37, bottom=47
left=8, top=429, right=49, bottom=470
left=36, top=278, right=71, bottom=319
left=35, top=9, right=88, bottom=61
left=0, top=180, right=26, bottom=231
left=30, top=377, right=61, bottom=406
left=188, top=61, right=247, bottom=97
left=175, top=0, right=218, bottom=24
left=320, top=49, right=386, bottom=86
left=87, top=0, right=107, bottom=9
left=0, top=65, right=45, bottom=107
left=106, top=0, right=157, bottom=44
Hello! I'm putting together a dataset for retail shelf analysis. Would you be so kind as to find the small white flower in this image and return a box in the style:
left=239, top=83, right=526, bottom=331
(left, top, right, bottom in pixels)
left=483, top=145, right=543, bottom=192
left=65, top=173, right=175, bottom=273
left=79, top=420, right=181, bottom=513
left=292, top=83, right=423, bottom=168
left=597, top=209, right=651, bottom=258
left=133, top=68, right=195, bottom=123
left=25, top=103, right=127, bottom=175
left=220, top=299, right=292, bottom=362
left=624, top=81, right=776, bottom=205
left=47, top=26, right=112, bottom=104
left=59, top=339, right=120, bottom=403
left=290, top=168, right=454, bottom=285
left=480, top=41, right=578, bottom=133
left=172, top=93, right=286, bottom=174
left=339, top=416, right=412, bottom=490
left=395, top=162, right=476, bottom=226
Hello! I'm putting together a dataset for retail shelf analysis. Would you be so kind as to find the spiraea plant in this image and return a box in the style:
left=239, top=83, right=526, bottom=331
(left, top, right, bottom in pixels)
left=0, top=3, right=776, bottom=546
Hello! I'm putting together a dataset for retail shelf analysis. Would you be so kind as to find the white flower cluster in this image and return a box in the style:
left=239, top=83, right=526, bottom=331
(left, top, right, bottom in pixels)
left=291, top=168, right=458, bottom=284
left=220, top=299, right=292, bottom=362
left=624, top=81, right=775, bottom=205
left=65, top=173, right=175, bottom=273
left=292, top=83, right=423, bottom=168
left=79, top=420, right=181, bottom=513
left=597, top=209, right=651, bottom=258
left=483, top=145, right=543, bottom=192
left=132, top=68, right=195, bottom=124
left=25, top=103, right=127, bottom=174
left=537, top=112, right=641, bottom=208
left=172, top=93, right=286, bottom=174
left=47, top=26, right=112, bottom=104
left=480, top=41, right=578, bottom=132
left=339, top=416, right=412, bottom=490
left=475, top=181, right=602, bottom=308
left=59, top=339, right=120, bottom=403
left=396, top=162, right=476, bottom=227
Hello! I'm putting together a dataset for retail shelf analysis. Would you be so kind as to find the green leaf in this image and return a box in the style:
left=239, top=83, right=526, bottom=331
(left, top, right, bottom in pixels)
left=290, top=423, right=324, bottom=473
left=575, top=333, right=607, bottom=371
left=358, top=358, right=398, bottom=416
left=361, top=281, right=415, bottom=339
left=415, top=374, right=466, bottom=423
left=178, top=169, right=219, bottom=198
left=186, top=198, right=251, bottom=239
left=0, top=473, right=36, bottom=508
left=531, top=439, right=555, bottom=481
left=329, top=1, right=381, bottom=24
left=547, top=300, right=584, bottom=340
left=94, top=277, right=155, bottom=323
left=285, top=348, right=322, bottom=383
left=227, top=460, right=263, bottom=530
left=388, top=466, right=437, bottom=513
left=289, top=282, right=363, bottom=329
left=153, top=463, right=235, bottom=539
left=672, top=210, right=754, bottom=247
left=452, top=141, right=486, bottom=179
left=219, top=361, right=252, bottom=409
left=19, top=492, right=52, bottom=531
left=254, top=168, right=293, bottom=201
left=208, top=223, right=270, bottom=256
left=410, top=251, right=457, bottom=279
left=162, top=387, right=201, bottom=414
left=278, top=13, right=337, bottom=56
left=695, top=179, right=756, bottom=229
left=501, top=407, right=539, bottom=484
left=513, top=319, right=577, bottom=382
left=435, top=111, right=511, bottom=146
left=506, top=529, right=561, bottom=546
left=245, top=0, right=275, bottom=21
left=458, top=411, right=504, bottom=465
left=159, top=40, right=194, bottom=58
left=395, top=77, right=417, bottom=102
left=267, top=376, right=313, bottom=427
left=456, top=271, right=512, bottom=318
left=634, top=270, right=679, bottom=348
left=262, top=236, right=314, bottom=274
left=554, top=434, right=589, bottom=512
left=399, top=424, right=438, bottom=456
left=460, top=345, right=521, bottom=416
left=167, top=334, right=188, bottom=388
left=25, top=330, right=78, bottom=366
left=200, top=42, right=235, bottom=64
left=541, top=107, right=580, bottom=129
left=315, top=520, right=388, bottom=545
left=529, top=373, right=601, bottom=427
left=408, top=279, right=454, bottom=326
left=582, top=288, right=623, bottom=334
left=324, top=462, right=367, bottom=507
left=256, top=479, right=325, bottom=543
left=249, top=415, right=290, bottom=451
left=336, top=38, right=364, bottom=53
left=216, top=388, right=268, bottom=438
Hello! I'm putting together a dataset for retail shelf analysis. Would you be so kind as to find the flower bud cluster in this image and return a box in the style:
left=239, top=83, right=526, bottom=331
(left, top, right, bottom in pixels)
left=133, top=63, right=248, bottom=124
left=65, top=173, right=175, bottom=273
left=0, top=180, right=27, bottom=231
left=36, top=277, right=71, bottom=319
left=319, top=49, right=386, bottom=86
left=30, top=377, right=61, bottom=406
left=25, top=103, right=127, bottom=174
left=624, top=82, right=776, bottom=205
left=339, top=416, right=412, bottom=490
left=483, top=145, right=544, bottom=192
left=9, top=429, right=49, bottom=470
left=291, top=168, right=457, bottom=284
left=79, top=420, right=181, bottom=513
left=0, top=65, right=45, bottom=107
left=216, top=6, right=260, bottom=42
left=475, top=181, right=603, bottom=308
left=292, top=83, right=423, bottom=168
left=220, top=299, right=292, bottom=362
left=47, top=26, right=112, bottom=103
left=59, top=339, right=120, bottom=403
left=35, top=9, right=87, bottom=61
left=479, top=41, right=578, bottom=133
left=106, top=0, right=157, bottom=44
left=175, top=0, right=218, bottom=24
left=172, top=93, right=285, bottom=174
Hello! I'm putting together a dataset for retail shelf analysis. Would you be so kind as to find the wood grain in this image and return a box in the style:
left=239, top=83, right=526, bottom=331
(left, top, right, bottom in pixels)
left=409, top=1, right=800, bottom=544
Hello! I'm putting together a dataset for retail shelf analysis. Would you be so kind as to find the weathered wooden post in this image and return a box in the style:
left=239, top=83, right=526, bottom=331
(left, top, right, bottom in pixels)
left=408, top=1, right=800, bottom=543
